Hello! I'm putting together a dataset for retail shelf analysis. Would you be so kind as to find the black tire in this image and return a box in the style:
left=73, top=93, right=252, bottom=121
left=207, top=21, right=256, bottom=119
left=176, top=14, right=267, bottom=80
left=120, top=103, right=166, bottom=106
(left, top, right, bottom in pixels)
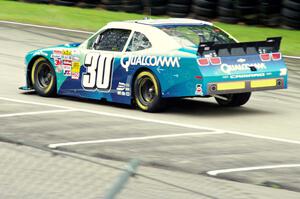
left=168, top=4, right=190, bottom=13
left=283, top=0, right=300, bottom=11
left=167, top=11, right=189, bottom=18
left=122, top=0, right=142, bottom=5
left=260, top=15, right=280, bottom=27
left=215, top=92, right=251, bottom=107
left=149, top=6, right=167, bottom=15
left=103, top=4, right=121, bottom=11
left=218, top=16, right=240, bottom=24
left=218, top=0, right=235, bottom=8
left=146, top=0, right=167, bottom=6
left=31, top=57, right=56, bottom=97
left=53, top=0, right=77, bottom=6
left=193, top=0, right=217, bottom=8
left=192, top=6, right=216, bottom=17
left=281, top=16, right=300, bottom=29
left=77, top=2, right=97, bottom=8
left=122, top=4, right=143, bottom=13
left=102, top=0, right=122, bottom=5
left=218, top=6, right=236, bottom=17
left=24, top=0, right=50, bottom=3
left=282, top=8, right=300, bottom=19
left=168, top=0, right=191, bottom=4
left=134, top=71, right=164, bottom=112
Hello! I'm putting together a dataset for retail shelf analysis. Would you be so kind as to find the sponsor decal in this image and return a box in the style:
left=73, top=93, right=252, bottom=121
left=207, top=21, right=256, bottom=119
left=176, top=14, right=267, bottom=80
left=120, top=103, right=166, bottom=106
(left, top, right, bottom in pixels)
left=72, top=56, right=80, bottom=61
left=195, top=84, right=203, bottom=95
left=280, top=68, right=287, bottom=76
left=51, top=50, right=62, bottom=59
left=63, top=69, right=71, bottom=76
left=63, top=59, right=72, bottom=66
left=54, top=58, right=63, bottom=73
left=54, top=58, right=62, bottom=66
left=221, top=63, right=266, bottom=74
left=116, top=82, right=130, bottom=96
left=62, top=49, right=72, bottom=56
left=120, top=55, right=180, bottom=72
left=71, top=62, right=81, bottom=80
left=62, top=55, right=72, bottom=60
left=230, top=73, right=265, bottom=79
left=72, top=72, right=79, bottom=79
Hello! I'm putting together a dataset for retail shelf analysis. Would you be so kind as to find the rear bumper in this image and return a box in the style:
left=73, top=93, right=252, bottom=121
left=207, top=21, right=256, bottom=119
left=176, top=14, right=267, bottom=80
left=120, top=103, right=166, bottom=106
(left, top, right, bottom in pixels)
left=207, top=78, right=285, bottom=95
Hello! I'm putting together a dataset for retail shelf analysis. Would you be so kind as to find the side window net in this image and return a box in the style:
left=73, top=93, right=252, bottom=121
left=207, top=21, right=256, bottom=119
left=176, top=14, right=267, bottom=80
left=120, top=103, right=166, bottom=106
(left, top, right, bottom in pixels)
left=89, top=29, right=131, bottom=52
left=126, top=32, right=152, bottom=52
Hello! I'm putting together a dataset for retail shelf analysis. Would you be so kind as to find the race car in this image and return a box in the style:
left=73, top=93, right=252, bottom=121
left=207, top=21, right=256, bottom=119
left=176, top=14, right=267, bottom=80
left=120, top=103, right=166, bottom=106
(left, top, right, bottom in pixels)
left=21, top=18, right=288, bottom=112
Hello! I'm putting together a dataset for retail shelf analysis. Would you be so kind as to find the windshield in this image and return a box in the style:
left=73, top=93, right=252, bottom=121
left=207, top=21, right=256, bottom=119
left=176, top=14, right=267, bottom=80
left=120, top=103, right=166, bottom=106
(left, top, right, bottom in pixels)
left=158, top=25, right=235, bottom=48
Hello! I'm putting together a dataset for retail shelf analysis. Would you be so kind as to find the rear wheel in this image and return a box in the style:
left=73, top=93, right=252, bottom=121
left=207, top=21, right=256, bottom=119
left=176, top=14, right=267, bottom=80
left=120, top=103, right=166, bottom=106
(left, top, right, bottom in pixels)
left=134, top=71, right=164, bottom=112
left=31, top=57, right=56, bottom=97
left=215, top=92, right=251, bottom=107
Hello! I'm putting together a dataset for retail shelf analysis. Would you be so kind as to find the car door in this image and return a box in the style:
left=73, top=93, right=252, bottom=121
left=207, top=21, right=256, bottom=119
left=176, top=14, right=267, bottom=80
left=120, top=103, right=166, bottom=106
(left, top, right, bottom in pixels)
left=78, top=28, right=132, bottom=97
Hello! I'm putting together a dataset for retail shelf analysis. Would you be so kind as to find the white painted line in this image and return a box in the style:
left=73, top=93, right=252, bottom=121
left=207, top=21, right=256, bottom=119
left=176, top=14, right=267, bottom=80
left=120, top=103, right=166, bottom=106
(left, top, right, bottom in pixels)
left=207, top=164, right=300, bottom=176
left=0, top=20, right=93, bottom=34
left=0, top=109, right=75, bottom=118
left=1, top=96, right=300, bottom=146
left=48, top=131, right=225, bottom=149
left=0, top=97, right=75, bottom=109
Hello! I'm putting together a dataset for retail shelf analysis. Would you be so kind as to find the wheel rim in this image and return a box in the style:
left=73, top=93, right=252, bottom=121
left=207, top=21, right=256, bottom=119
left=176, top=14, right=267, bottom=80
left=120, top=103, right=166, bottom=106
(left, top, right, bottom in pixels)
left=139, top=77, right=156, bottom=103
left=37, top=63, right=52, bottom=89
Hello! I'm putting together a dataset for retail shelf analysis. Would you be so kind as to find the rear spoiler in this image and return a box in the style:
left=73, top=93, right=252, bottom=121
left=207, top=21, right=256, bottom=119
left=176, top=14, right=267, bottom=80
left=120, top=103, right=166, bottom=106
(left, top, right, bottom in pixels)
left=197, top=37, right=282, bottom=57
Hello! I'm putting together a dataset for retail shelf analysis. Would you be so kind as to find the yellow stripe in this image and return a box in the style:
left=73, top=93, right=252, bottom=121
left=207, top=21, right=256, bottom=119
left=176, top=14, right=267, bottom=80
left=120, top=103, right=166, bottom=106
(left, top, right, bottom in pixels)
left=251, top=79, right=276, bottom=88
left=217, top=81, right=245, bottom=91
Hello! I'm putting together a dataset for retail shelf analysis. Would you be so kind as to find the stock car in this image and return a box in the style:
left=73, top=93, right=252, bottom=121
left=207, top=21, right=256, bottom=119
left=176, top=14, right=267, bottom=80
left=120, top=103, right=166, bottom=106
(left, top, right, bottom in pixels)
left=21, top=18, right=288, bottom=112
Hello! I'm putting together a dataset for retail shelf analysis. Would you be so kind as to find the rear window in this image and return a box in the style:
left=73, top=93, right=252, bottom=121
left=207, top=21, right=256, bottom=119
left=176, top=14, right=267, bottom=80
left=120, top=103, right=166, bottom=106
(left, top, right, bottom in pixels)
left=158, top=25, right=235, bottom=48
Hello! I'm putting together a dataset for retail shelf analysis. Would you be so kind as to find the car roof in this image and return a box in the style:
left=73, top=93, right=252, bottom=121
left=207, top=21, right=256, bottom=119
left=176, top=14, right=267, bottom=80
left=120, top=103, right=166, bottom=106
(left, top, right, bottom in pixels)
left=109, top=18, right=213, bottom=27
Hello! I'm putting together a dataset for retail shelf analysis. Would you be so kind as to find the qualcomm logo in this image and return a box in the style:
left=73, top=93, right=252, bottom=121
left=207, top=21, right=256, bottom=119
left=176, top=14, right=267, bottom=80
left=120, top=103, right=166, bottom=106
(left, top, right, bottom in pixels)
left=221, top=63, right=266, bottom=74
left=120, top=55, right=180, bottom=71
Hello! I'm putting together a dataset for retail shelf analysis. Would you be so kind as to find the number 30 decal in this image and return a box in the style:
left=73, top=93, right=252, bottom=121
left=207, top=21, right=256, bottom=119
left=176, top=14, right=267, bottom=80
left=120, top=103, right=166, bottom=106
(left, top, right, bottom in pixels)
left=82, top=53, right=114, bottom=90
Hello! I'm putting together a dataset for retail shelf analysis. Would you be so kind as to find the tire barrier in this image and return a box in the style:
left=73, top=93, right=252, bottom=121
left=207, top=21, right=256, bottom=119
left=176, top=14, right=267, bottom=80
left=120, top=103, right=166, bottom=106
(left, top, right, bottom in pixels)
left=21, top=0, right=300, bottom=30
left=282, top=0, right=300, bottom=29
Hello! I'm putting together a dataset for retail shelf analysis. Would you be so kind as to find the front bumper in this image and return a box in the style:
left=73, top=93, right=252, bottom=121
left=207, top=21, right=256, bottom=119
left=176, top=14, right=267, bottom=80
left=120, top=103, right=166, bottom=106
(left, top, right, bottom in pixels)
left=207, top=78, right=285, bottom=95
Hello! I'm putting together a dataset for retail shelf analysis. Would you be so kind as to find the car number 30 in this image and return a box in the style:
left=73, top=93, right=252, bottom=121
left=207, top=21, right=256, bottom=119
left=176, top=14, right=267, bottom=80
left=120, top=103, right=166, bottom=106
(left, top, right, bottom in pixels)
left=82, top=53, right=114, bottom=90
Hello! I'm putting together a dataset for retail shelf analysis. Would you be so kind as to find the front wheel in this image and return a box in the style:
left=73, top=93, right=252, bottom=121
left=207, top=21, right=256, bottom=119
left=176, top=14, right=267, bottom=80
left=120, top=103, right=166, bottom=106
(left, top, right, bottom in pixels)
left=215, top=92, right=251, bottom=107
left=134, top=71, right=164, bottom=112
left=31, top=57, right=56, bottom=97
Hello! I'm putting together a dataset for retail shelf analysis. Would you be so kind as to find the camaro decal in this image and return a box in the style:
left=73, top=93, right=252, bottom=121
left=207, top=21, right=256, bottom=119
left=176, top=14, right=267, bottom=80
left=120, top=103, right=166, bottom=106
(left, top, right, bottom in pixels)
left=82, top=53, right=114, bottom=90
left=120, top=55, right=180, bottom=71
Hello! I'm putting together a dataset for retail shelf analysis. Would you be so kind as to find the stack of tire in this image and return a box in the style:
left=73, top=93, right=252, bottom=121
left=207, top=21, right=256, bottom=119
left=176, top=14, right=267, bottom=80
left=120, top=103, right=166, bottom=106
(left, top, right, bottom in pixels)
left=102, top=0, right=122, bottom=11
left=281, top=0, right=300, bottom=30
left=217, top=0, right=239, bottom=24
left=192, top=0, right=218, bottom=20
left=167, top=0, right=192, bottom=18
left=235, top=0, right=259, bottom=25
left=144, top=0, right=167, bottom=16
left=122, top=0, right=143, bottom=13
left=259, top=0, right=282, bottom=27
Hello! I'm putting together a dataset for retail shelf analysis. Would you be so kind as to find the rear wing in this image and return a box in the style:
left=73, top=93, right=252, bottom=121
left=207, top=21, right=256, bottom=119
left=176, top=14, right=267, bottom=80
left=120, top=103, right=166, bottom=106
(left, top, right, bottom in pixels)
left=197, top=37, right=282, bottom=57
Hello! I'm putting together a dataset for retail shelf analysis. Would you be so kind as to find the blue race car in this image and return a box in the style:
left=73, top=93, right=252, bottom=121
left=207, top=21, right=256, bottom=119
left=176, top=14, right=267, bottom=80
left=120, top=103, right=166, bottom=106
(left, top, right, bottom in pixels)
left=21, top=18, right=288, bottom=112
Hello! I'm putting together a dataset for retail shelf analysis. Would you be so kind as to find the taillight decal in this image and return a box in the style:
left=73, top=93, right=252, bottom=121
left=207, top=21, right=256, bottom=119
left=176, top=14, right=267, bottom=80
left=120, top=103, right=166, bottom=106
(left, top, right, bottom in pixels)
left=210, top=57, right=221, bottom=65
left=272, top=52, right=281, bottom=60
left=260, top=53, right=271, bottom=61
left=197, top=58, right=209, bottom=66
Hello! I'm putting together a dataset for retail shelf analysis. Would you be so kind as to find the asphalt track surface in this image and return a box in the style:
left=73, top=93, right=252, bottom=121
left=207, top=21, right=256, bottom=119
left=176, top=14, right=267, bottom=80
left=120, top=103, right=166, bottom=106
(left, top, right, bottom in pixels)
left=0, top=21, right=300, bottom=199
